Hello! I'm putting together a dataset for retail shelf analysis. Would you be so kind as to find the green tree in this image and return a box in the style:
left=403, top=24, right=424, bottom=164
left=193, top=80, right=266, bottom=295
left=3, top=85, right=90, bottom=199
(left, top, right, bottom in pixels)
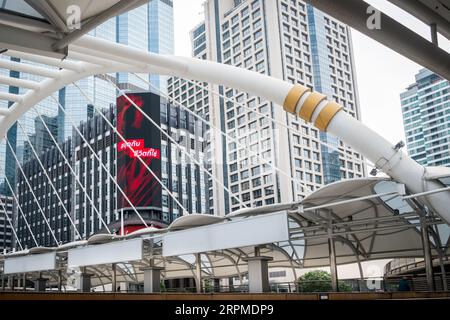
left=160, top=280, right=166, bottom=292
left=297, top=270, right=352, bottom=292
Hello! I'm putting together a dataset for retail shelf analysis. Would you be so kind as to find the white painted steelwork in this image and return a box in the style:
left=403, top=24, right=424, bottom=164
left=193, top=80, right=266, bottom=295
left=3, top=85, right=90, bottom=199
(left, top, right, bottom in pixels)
left=0, top=35, right=448, bottom=225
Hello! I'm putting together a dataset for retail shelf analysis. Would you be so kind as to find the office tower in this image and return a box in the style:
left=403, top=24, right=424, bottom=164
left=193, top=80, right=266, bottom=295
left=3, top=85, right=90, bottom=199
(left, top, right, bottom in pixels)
left=17, top=139, right=73, bottom=247
left=0, top=57, right=11, bottom=194
left=169, top=0, right=365, bottom=215
left=0, top=195, right=13, bottom=252
left=116, top=4, right=150, bottom=91
left=23, top=115, right=58, bottom=163
left=401, top=69, right=450, bottom=167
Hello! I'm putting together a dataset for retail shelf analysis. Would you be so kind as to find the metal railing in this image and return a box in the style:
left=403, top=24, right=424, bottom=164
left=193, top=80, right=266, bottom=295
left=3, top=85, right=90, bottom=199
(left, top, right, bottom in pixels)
left=2, top=276, right=448, bottom=293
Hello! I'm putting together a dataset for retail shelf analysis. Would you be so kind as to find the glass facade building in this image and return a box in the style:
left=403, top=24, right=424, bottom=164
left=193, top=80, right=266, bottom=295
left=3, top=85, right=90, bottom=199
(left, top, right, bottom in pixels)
left=149, top=0, right=175, bottom=94
left=307, top=5, right=362, bottom=184
left=401, top=69, right=450, bottom=166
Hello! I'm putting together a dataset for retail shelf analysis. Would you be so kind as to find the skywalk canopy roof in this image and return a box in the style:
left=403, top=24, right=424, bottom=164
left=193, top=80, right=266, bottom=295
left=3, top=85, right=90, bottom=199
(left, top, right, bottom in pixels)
left=1, top=178, right=448, bottom=286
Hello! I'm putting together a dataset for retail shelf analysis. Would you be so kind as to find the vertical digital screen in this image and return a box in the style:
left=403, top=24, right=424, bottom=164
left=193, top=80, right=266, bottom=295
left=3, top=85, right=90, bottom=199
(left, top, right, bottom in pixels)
left=116, top=92, right=162, bottom=209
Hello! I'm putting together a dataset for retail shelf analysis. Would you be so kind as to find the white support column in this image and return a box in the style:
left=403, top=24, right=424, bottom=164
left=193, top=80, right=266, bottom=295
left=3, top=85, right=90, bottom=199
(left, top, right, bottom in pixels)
left=58, top=270, right=62, bottom=292
left=22, top=273, right=27, bottom=291
left=112, top=264, right=117, bottom=293
left=78, top=269, right=92, bottom=293
left=142, top=267, right=163, bottom=293
left=244, top=256, right=273, bottom=293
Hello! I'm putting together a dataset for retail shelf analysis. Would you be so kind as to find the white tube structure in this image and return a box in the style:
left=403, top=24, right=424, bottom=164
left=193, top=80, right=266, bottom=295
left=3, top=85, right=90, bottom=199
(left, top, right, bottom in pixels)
left=0, top=34, right=448, bottom=225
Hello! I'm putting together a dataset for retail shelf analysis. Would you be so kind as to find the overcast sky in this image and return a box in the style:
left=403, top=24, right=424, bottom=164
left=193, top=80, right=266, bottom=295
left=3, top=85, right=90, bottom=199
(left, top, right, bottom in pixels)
left=173, top=0, right=450, bottom=145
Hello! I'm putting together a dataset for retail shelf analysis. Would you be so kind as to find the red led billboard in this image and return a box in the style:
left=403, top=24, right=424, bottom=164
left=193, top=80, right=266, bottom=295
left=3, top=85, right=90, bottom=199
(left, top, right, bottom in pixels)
left=116, top=92, right=162, bottom=209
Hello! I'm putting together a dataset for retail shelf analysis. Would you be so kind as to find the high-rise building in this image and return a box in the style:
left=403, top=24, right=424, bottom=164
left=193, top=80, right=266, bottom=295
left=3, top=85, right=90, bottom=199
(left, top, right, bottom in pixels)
left=169, top=0, right=365, bottom=215
left=23, top=115, right=58, bottom=163
left=0, top=195, right=13, bottom=252
left=17, top=139, right=73, bottom=247
left=400, top=69, right=450, bottom=167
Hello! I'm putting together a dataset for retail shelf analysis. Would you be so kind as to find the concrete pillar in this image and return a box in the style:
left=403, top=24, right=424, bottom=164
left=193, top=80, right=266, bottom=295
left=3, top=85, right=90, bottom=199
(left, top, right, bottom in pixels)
left=420, top=216, right=435, bottom=291
left=57, top=270, right=62, bottom=292
left=141, top=267, right=163, bottom=293
left=78, top=273, right=93, bottom=293
left=112, top=264, right=117, bottom=293
left=23, top=273, right=27, bottom=291
left=10, top=275, right=14, bottom=291
left=228, top=277, right=234, bottom=292
left=244, top=256, right=273, bottom=293
left=35, top=278, right=48, bottom=292
left=1, top=275, right=4, bottom=290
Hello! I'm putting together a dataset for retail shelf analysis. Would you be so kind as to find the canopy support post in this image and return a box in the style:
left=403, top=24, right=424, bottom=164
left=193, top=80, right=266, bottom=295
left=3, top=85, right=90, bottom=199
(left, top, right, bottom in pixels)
left=420, top=214, right=435, bottom=291
left=112, top=263, right=117, bottom=293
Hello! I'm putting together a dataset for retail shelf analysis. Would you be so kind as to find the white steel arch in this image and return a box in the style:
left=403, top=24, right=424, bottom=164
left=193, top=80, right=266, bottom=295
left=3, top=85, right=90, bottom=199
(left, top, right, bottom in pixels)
left=0, top=34, right=449, bottom=225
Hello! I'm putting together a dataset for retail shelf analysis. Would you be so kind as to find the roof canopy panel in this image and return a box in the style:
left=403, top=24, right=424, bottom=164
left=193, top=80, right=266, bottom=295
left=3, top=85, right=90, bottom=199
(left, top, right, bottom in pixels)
left=1, top=178, right=447, bottom=285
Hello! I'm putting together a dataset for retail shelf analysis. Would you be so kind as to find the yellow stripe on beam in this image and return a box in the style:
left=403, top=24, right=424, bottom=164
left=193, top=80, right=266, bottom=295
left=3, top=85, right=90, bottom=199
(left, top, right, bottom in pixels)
left=314, top=101, right=343, bottom=131
left=283, top=84, right=310, bottom=114
left=298, top=92, right=326, bottom=122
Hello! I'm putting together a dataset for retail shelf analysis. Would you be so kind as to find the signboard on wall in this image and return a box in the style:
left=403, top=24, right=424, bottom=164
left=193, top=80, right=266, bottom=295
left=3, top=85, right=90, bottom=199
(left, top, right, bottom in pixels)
left=162, top=212, right=290, bottom=257
left=4, top=252, right=56, bottom=274
left=116, top=92, right=162, bottom=209
left=68, top=238, right=143, bottom=267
